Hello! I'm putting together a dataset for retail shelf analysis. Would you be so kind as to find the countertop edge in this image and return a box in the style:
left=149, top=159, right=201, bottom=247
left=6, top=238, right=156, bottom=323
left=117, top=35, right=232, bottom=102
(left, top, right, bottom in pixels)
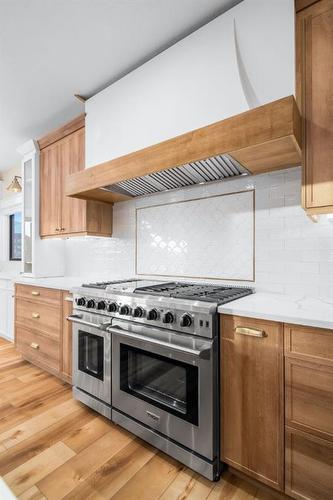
left=219, top=303, right=333, bottom=331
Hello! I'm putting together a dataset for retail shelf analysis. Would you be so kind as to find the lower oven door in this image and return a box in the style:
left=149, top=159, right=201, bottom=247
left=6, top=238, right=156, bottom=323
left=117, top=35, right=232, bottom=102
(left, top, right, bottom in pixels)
left=70, top=316, right=111, bottom=405
left=110, top=319, right=217, bottom=460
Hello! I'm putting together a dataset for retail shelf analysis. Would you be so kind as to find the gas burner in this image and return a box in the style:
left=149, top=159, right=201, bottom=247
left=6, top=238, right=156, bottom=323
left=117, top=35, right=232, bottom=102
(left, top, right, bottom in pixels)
left=82, top=279, right=138, bottom=290
left=135, top=282, right=253, bottom=304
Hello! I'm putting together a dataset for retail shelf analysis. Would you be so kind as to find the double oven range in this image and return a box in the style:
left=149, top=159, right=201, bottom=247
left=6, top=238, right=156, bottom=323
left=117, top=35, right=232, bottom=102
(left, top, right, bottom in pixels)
left=68, top=279, right=252, bottom=480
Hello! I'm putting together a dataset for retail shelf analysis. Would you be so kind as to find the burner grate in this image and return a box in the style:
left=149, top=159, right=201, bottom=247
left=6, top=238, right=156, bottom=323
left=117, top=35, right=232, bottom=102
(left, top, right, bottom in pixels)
left=135, top=282, right=253, bottom=304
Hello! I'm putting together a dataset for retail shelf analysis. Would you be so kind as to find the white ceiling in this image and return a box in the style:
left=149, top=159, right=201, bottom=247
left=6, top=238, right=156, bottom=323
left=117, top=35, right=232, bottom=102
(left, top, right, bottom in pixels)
left=0, top=0, right=242, bottom=172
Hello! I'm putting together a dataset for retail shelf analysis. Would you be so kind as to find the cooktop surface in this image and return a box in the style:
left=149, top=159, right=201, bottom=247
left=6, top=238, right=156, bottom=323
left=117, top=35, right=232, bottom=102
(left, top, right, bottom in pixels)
left=134, top=281, right=253, bottom=304
left=81, top=279, right=253, bottom=304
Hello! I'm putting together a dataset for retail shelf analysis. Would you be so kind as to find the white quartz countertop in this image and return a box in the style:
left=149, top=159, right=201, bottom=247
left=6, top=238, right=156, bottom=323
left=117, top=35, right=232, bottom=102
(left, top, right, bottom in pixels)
left=13, top=275, right=130, bottom=291
left=0, top=273, right=20, bottom=281
left=12, top=277, right=333, bottom=331
left=218, top=292, right=333, bottom=330
left=14, top=276, right=86, bottom=291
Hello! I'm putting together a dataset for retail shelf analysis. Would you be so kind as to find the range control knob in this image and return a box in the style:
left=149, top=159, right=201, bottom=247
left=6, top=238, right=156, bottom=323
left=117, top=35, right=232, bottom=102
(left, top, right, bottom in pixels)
left=86, top=299, right=96, bottom=309
left=162, top=311, right=174, bottom=324
left=97, top=300, right=106, bottom=310
left=107, top=302, right=118, bottom=313
left=180, top=313, right=192, bottom=328
left=75, top=297, right=86, bottom=307
left=147, top=309, right=158, bottom=321
left=119, top=305, right=131, bottom=316
left=133, top=306, right=144, bottom=318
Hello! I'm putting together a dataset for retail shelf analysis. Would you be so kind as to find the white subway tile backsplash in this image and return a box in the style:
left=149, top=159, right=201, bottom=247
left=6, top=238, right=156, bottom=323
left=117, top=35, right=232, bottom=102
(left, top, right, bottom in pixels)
left=64, top=167, right=333, bottom=300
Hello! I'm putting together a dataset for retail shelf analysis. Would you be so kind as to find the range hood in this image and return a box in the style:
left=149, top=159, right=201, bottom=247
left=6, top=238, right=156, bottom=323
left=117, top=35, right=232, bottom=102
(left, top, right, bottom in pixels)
left=65, top=96, right=302, bottom=204
left=103, top=154, right=249, bottom=198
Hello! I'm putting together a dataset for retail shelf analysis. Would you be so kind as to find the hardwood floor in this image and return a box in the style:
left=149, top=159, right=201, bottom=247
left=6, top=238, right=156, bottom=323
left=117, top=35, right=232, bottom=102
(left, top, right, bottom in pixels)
left=0, top=339, right=277, bottom=499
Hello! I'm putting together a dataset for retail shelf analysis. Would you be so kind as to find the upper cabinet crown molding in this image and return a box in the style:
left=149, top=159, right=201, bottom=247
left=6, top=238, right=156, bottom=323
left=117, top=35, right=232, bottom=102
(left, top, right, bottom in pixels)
left=38, top=113, right=85, bottom=150
left=65, top=96, right=302, bottom=204
left=295, top=0, right=321, bottom=12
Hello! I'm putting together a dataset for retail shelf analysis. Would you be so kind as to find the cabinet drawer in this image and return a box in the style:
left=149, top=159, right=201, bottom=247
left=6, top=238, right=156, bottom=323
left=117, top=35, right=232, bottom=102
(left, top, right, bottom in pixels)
left=16, top=326, right=60, bottom=373
left=15, top=284, right=62, bottom=306
left=286, top=358, right=333, bottom=441
left=16, top=298, right=61, bottom=339
left=285, top=427, right=333, bottom=500
left=284, top=324, right=333, bottom=365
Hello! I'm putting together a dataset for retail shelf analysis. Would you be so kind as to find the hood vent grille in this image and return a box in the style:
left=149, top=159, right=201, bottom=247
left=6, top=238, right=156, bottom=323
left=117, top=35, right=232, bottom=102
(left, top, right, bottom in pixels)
left=102, top=153, right=249, bottom=198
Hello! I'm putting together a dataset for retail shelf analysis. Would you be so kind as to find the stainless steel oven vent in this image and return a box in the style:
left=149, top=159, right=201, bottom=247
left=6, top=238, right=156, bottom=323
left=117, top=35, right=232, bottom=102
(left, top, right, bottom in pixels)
left=102, top=153, right=250, bottom=198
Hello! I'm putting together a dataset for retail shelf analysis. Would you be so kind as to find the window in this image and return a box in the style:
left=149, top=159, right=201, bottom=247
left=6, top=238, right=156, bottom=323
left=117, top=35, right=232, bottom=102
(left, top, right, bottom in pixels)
left=9, top=212, right=22, bottom=261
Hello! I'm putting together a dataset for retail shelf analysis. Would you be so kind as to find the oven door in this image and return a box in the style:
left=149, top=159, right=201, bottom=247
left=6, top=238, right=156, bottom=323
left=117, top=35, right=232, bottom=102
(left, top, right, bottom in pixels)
left=69, top=315, right=111, bottom=404
left=110, top=319, right=217, bottom=460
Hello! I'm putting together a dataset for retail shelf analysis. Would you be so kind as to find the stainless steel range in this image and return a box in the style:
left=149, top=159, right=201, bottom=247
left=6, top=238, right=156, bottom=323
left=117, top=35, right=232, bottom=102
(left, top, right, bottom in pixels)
left=68, top=279, right=253, bottom=480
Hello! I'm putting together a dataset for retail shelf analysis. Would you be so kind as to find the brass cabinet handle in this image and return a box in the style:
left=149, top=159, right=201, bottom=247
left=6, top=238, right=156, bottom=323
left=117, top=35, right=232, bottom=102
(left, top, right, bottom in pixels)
left=235, top=326, right=267, bottom=338
left=30, top=342, right=39, bottom=349
left=60, top=227, right=66, bottom=231
left=31, top=291, right=40, bottom=296
left=55, top=228, right=60, bottom=232
left=32, top=312, right=40, bottom=319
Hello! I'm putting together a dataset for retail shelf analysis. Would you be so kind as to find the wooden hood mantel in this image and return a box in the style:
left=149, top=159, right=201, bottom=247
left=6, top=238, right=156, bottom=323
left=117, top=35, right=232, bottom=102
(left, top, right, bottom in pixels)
left=65, top=96, right=302, bottom=204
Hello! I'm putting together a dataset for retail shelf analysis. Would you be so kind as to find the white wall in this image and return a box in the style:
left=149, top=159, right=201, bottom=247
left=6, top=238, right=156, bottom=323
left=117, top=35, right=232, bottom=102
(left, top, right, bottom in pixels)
left=86, top=0, right=294, bottom=168
left=0, top=164, right=21, bottom=199
left=64, top=167, right=333, bottom=301
left=0, top=165, right=22, bottom=275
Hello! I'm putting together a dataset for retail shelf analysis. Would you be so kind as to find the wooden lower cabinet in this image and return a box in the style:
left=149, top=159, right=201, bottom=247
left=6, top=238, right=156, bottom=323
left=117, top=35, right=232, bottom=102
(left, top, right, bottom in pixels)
left=16, top=325, right=60, bottom=374
left=285, top=357, right=333, bottom=440
left=220, top=316, right=333, bottom=499
left=220, top=315, right=284, bottom=491
left=285, top=427, right=333, bottom=500
left=15, top=284, right=72, bottom=383
left=61, top=291, right=73, bottom=383
left=284, top=323, right=333, bottom=499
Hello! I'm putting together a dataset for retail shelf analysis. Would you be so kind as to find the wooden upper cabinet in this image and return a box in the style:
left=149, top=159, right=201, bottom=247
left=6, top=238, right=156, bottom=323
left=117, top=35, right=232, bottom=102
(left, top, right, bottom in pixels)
left=60, top=128, right=86, bottom=234
left=39, top=116, right=113, bottom=238
left=220, top=315, right=284, bottom=491
left=297, top=0, right=333, bottom=214
left=40, top=142, right=62, bottom=236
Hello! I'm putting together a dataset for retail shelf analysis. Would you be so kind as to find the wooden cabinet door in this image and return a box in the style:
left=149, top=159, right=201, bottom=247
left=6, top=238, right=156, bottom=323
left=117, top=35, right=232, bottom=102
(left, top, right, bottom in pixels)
left=298, top=0, right=333, bottom=211
left=220, top=315, right=284, bottom=491
left=61, top=291, right=72, bottom=384
left=285, top=427, right=333, bottom=500
left=60, top=127, right=86, bottom=235
left=285, top=358, right=333, bottom=441
left=40, top=142, right=62, bottom=236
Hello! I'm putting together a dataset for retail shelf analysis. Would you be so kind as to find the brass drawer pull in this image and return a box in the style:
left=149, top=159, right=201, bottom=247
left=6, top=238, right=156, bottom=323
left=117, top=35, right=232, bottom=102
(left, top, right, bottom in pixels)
left=55, top=228, right=60, bottom=232
left=235, top=326, right=267, bottom=338
left=31, top=291, right=40, bottom=296
left=30, top=342, right=39, bottom=350
left=32, top=312, right=40, bottom=319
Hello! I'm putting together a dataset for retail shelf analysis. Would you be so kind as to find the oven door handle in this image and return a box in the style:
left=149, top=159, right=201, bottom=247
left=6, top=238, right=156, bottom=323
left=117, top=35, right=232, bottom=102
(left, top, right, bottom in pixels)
left=67, top=315, right=111, bottom=331
left=107, top=326, right=211, bottom=359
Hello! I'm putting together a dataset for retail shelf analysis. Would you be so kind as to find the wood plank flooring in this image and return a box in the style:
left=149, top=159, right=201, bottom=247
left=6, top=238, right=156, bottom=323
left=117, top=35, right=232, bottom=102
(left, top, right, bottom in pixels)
left=0, top=339, right=277, bottom=499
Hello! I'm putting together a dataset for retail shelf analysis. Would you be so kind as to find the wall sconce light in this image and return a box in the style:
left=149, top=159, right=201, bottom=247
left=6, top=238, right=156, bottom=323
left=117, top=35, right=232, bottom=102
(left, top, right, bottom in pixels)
left=6, top=176, right=22, bottom=193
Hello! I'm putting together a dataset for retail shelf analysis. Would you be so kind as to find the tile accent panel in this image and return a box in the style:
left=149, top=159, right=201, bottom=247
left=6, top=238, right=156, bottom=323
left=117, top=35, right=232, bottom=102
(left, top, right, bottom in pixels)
left=136, top=190, right=254, bottom=281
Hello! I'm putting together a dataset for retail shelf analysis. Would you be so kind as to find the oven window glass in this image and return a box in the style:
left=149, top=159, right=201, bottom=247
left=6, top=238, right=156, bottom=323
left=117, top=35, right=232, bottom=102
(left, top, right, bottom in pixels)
left=120, top=344, right=198, bottom=425
left=78, top=330, right=104, bottom=380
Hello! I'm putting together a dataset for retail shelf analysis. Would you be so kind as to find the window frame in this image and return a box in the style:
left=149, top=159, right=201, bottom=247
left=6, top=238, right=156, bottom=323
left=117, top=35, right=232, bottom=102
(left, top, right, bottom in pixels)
left=9, top=212, right=22, bottom=262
